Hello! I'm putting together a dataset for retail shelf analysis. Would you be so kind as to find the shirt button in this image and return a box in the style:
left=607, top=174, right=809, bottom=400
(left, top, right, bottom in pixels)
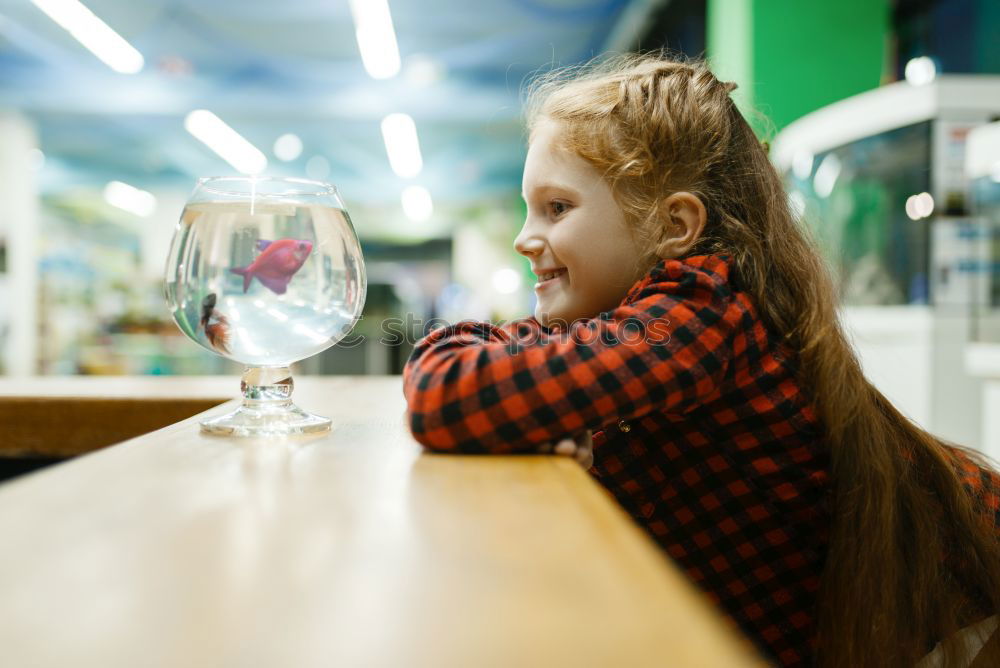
left=618, top=419, right=631, bottom=433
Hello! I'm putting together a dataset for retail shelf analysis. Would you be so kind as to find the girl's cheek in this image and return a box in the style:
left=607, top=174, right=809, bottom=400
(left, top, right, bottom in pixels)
left=548, top=227, right=574, bottom=262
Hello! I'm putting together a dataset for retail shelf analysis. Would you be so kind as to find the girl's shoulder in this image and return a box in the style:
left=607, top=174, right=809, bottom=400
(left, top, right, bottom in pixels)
left=621, top=254, right=749, bottom=320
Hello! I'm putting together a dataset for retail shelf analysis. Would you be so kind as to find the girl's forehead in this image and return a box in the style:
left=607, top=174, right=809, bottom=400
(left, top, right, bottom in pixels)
left=528, top=116, right=563, bottom=143
left=524, top=135, right=570, bottom=181
left=523, top=132, right=600, bottom=196
left=526, top=120, right=574, bottom=164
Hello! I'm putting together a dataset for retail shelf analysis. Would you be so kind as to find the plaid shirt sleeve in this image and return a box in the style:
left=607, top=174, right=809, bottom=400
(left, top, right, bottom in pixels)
left=403, top=259, right=742, bottom=453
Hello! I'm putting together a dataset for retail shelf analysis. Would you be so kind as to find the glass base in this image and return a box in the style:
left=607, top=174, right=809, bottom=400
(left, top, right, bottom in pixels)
left=201, top=365, right=331, bottom=437
left=200, top=403, right=331, bottom=437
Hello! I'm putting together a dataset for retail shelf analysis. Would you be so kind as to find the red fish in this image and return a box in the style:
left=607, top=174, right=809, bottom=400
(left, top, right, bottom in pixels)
left=201, top=293, right=231, bottom=353
left=230, top=238, right=313, bottom=295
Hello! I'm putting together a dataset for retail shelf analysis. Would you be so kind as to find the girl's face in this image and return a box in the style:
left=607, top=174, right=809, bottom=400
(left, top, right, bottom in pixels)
left=515, top=118, right=648, bottom=327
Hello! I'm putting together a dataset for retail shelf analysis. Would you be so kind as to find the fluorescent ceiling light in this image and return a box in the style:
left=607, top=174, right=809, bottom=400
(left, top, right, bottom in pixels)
left=381, top=113, right=423, bottom=178
left=30, top=0, right=144, bottom=74
left=401, top=185, right=433, bottom=222
left=273, top=133, right=303, bottom=162
left=103, top=180, right=156, bottom=217
left=348, top=0, right=401, bottom=79
left=184, top=110, right=267, bottom=175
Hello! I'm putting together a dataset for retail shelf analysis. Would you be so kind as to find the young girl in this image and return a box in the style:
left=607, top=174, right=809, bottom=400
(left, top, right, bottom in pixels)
left=402, top=54, right=1000, bottom=667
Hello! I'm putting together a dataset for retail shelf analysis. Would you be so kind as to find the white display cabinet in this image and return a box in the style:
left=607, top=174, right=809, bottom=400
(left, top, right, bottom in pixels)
left=773, top=76, right=1000, bottom=450
left=964, top=121, right=1000, bottom=456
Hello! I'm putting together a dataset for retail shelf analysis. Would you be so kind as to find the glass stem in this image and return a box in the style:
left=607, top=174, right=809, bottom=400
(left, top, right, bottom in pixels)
left=241, top=366, right=294, bottom=410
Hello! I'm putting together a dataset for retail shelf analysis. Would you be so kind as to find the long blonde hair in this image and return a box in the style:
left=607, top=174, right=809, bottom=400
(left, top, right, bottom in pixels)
left=525, top=52, right=1000, bottom=667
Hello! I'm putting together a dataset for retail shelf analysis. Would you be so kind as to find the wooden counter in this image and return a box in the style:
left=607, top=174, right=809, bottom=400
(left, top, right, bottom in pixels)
left=0, top=376, right=766, bottom=668
left=0, top=376, right=233, bottom=458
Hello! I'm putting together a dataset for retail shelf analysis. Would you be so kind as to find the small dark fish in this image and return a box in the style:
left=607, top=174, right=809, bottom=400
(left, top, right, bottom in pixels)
left=200, top=293, right=217, bottom=326
left=200, top=293, right=231, bottom=354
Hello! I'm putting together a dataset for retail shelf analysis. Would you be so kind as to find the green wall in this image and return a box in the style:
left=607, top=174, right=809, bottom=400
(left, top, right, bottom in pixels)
left=978, top=0, right=1000, bottom=75
left=707, top=0, right=890, bottom=137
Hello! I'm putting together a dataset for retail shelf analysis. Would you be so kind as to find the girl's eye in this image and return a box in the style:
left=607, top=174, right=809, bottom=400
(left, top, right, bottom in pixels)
left=549, top=201, right=570, bottom=217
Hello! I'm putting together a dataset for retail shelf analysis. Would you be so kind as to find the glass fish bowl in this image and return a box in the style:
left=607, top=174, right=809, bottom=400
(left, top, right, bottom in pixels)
left=164, top=176, right=366, bottom=436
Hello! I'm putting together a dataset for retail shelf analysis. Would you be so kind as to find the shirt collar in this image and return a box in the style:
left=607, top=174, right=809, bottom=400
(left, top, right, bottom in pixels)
left=622, top=254, right=731, bottom=306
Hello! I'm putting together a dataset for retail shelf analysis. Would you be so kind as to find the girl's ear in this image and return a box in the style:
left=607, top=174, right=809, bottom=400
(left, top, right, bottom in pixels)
left=653, top=192, right=707, bottom=259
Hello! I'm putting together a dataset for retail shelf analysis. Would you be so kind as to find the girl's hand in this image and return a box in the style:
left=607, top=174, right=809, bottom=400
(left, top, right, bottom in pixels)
left=537, top=430, right=593, bottom=469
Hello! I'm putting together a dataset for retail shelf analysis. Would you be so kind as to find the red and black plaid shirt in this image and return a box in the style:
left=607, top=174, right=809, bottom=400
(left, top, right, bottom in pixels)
left=405, top=255, right=1000, bottom=664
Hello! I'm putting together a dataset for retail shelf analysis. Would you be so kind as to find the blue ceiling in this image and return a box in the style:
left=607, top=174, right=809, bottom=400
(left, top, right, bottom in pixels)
left=0, top=0, right=637, bottom=205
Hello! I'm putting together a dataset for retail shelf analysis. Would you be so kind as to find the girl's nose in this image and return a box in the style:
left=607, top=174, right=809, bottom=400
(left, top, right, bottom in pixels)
left=514, top=223, right=544, bottom=257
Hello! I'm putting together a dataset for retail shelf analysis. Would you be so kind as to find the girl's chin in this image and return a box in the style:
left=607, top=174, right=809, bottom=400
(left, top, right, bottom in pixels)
left=535, top=302, right=577, bottom=329
left=534, top=308, right=560, bottom=328
left=536, top=301, right=607, bottom=328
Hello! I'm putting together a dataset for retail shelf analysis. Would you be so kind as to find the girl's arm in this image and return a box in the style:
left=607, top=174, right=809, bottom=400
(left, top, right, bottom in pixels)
left=403, top=263, right=741, bottom=454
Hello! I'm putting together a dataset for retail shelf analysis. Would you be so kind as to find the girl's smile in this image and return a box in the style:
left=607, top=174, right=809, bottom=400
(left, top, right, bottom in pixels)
left=533, top=267, right=567, bottom=290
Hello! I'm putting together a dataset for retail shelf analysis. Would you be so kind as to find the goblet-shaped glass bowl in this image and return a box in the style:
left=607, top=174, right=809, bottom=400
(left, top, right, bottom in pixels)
left=164, top=176, right=366, bottom=436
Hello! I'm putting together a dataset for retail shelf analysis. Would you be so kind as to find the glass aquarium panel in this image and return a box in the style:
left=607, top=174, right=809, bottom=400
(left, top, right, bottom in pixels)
left=969, top=175, right=1000, bottom=342
left=784, top=121, right=932, bottom=305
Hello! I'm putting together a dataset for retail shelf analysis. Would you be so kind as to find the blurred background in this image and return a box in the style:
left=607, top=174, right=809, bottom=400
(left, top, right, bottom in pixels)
left=1, top=0, right=1000, bottom=450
